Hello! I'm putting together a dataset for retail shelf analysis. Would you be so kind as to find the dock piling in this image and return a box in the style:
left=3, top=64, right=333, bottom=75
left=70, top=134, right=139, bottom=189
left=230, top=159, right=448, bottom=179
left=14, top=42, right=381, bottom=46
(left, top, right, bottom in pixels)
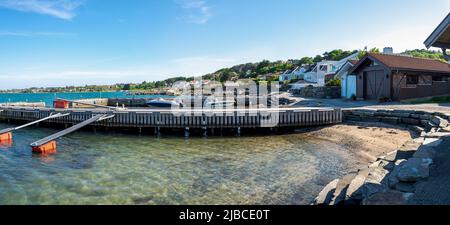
left=185, top=127, right=190, bottom=138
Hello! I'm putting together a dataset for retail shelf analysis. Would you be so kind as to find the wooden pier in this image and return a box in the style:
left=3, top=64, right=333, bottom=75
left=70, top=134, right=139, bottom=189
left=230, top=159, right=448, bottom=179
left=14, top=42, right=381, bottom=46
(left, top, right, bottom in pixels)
left=0, top=106, right=342, bottom=154
left=0, top=106, right=342, bottom=129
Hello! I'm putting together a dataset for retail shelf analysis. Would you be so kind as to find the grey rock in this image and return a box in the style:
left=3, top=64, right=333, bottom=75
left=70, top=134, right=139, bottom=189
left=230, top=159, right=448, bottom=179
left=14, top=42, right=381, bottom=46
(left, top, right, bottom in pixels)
left=413, top=145, right=437, bottom=159
left=379, top=151, right=399, bottom=162
left=381, top=117, right=399, bottom=125
left=409, top=125, right=425, bottom=134
left=366, top=167, right=390, bottom=184
left=374, top=112, right=390, bottom=117
left=419, top=114, right=431, bottom=120
left=396, top=158, right=433, bottom=182
left=393, top=110, right=416, bottom=114
left=362, top=190, right=413, bottom=205
left=314, top=179, right=339, bottom=205
left=346, top=170, right=369, bottom=201
left=421, top=120, right=432, bottom=127
left=382, top=161, right=396, bottom=171
left=395, top=182, right=416, bottom=193
left=345, top=115, right=361, bottom=121
left=431, top=116, right=448, bottom=128
left=347, top=167, right=389, bottom=202
left=423, top=138, right=443, bottom=147
left=391, top=113, right=411, bottom=118
left=388, top=160, right=407, bottom=188
left=423, top=132, right=450, bottom=138
left=401, top=118, right=420, bottom=125
left=361, top=116, right=381, bottom=122
left=331, top=173, right=357, bottom=205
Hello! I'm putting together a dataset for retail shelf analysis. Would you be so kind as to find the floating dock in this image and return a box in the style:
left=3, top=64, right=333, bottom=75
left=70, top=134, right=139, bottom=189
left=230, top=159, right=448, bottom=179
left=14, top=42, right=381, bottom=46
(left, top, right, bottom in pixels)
left=0, top=106, right=342, bottom=129
left=0, top=106, right=342, bottom=154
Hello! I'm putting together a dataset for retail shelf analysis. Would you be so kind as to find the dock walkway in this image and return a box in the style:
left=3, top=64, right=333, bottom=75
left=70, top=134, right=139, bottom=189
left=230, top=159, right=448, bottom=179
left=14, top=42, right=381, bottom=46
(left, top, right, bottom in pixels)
left=0, top=106, right=342, bottom=129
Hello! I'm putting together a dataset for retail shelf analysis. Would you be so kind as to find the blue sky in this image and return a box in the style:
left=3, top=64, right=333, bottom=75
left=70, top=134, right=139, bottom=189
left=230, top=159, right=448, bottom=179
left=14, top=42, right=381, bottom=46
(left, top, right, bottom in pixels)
left=0, top=0, right=449, bottom=89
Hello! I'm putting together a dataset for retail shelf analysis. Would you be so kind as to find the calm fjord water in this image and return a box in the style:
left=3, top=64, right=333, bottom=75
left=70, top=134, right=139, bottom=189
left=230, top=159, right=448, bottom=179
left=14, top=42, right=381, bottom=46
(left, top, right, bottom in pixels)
left=0, top=92, right=167, bottom=107
left=0, top=92, right=364, bottom=205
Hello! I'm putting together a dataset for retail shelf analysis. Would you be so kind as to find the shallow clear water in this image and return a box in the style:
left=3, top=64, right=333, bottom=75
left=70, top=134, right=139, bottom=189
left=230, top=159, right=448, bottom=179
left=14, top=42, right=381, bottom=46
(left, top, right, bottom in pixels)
left=0, top=92, right=169, bottom=107
left=0, top=122, right=365, bottom=205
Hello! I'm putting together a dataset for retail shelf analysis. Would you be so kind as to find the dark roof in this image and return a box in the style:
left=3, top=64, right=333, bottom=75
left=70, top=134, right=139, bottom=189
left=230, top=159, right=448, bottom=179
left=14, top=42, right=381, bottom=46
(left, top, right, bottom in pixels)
left=425, top=13, right=450, bottom=49
left=350, top=53, right=450, bottom=74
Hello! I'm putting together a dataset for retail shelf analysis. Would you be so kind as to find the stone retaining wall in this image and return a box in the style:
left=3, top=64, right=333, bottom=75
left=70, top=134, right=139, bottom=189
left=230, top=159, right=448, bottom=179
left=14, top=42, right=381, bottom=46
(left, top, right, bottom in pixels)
left=292, top=86, right=341, bottom=99
left=313, top=108, right=450, bottom=205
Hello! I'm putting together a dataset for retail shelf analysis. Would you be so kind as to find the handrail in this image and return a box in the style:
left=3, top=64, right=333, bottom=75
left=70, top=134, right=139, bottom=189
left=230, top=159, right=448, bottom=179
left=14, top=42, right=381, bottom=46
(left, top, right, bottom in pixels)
left=30, top=114, right=114, bottom=147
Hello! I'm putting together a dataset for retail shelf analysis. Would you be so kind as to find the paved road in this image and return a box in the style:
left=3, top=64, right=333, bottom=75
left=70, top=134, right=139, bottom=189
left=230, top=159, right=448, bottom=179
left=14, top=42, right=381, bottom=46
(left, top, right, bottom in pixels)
left=292, top=97, right=450, bottom=113
left=409, top=137, right=450, bottom=205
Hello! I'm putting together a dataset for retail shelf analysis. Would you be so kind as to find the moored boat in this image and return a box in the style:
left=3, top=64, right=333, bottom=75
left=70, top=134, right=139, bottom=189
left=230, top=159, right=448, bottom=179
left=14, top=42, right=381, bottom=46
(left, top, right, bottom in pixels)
left=146, top=98, right=182, bottom=108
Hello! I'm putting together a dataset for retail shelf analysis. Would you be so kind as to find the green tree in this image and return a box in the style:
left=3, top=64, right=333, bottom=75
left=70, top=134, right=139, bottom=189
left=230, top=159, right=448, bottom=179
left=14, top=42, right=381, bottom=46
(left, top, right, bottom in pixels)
left=299, top=57, right=314, bottom=65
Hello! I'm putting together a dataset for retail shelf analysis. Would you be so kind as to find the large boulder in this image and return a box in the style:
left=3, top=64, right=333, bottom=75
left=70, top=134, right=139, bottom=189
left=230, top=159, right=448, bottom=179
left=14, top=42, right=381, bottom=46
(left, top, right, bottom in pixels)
left=396, top=158, right=433, bottom=182
left=359, top=168, right=389, bottom=199
left=314, top=179, right=339, bottom=205
left=394, top=182, right=416, bottom=193
left=330, top=173, right=357, bottom=205
left=388, top=160, right=407, bottom=188
left=423, top=138, right=443, bottom=147
left=346, top=166, right=390, bottom=203
left=345, top=170, right=369, bottom=202
left=432, top=116, right=448, bottom=128
left=362, top=190, right=413, bottom=205
left=413, top=145, right=436, bottom=159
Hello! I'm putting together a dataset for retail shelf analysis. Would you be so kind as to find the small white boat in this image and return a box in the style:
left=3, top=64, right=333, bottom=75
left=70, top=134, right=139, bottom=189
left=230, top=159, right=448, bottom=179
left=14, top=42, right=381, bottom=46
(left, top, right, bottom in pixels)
left=146, top=98, right=181, bottom=108
left=203, top=98, right=235, bottom=109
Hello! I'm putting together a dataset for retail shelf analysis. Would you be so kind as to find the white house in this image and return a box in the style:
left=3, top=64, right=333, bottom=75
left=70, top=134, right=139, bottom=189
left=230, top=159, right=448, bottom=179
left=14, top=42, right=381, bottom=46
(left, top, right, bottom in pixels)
left=335, top=60, right=358, bottom=99
left=303, top=52, right=359, bottom=86
left=279, top=66, right=306, bottom=82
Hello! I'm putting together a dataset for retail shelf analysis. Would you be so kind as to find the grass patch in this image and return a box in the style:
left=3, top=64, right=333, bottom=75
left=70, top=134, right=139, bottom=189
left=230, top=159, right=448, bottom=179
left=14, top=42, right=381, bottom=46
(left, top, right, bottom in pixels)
left=408, top=95, right=450, bottom=104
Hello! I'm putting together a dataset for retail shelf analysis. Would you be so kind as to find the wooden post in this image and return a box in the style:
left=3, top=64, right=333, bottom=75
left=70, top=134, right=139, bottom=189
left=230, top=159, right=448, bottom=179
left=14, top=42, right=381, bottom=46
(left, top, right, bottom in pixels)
left=184, top=127, right=190, bottom=138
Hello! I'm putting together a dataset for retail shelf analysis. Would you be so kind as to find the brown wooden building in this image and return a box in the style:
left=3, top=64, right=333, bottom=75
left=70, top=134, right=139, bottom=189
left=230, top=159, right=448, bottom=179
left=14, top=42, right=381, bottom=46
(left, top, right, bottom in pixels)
left=349, top=53, right=450, bottom=101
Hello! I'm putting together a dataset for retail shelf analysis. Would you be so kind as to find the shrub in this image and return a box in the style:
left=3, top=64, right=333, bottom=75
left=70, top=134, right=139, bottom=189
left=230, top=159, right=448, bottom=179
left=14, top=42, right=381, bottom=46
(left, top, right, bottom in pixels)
left=326, top=78, right=341, bottom=87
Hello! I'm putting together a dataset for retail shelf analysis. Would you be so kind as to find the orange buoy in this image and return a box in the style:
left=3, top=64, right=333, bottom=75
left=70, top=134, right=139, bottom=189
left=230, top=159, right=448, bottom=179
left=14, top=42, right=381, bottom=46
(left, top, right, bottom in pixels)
left=32, top=140, right=57, bottom=154
left=0, top=132, right=12, bottom=142
left=0, top=139, right=12, bottom=148
left=53, top=100, right=70, bottom=109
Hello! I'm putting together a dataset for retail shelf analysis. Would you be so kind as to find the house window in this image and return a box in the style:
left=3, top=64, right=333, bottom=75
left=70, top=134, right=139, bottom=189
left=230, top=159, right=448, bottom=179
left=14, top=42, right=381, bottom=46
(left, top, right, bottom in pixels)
left=406, top=75, right=419, bottom=85
left=369, top=61, right=379, bottom=67
left=432, top=76, right=443, bottom=82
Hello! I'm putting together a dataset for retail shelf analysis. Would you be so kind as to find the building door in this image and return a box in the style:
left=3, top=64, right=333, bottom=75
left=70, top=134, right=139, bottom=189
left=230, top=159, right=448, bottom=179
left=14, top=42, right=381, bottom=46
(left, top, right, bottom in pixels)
left=364, top=70, right=385, bottom=100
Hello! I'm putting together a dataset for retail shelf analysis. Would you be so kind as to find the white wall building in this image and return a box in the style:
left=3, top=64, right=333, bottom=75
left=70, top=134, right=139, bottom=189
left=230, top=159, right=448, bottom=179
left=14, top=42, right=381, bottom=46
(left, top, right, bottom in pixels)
left=303, top=52, right=359, bottom=86
left=335, top=60, right=358, bottom=99
left=279, top=66, right=306, bottom=82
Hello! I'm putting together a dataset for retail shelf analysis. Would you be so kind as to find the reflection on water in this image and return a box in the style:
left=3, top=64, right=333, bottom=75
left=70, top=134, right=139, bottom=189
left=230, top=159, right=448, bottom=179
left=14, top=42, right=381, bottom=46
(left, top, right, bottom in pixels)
left=0, top=123, right=364, bottom=205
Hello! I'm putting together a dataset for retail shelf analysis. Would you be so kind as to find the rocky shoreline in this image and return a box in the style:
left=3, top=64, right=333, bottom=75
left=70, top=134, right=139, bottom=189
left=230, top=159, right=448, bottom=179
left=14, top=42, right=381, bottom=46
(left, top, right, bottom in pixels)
left=313, top=108, right=450, bottom=205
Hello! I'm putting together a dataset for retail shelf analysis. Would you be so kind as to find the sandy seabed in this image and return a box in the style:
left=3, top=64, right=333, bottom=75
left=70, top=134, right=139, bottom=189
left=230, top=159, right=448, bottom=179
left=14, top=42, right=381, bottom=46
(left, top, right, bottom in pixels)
left=300, top=122, right=414, bottom=163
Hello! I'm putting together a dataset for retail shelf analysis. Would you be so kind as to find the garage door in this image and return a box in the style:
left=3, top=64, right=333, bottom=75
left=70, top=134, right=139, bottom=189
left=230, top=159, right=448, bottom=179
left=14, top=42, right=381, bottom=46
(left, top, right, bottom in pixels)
left=364, top=70, right=385, bottom=100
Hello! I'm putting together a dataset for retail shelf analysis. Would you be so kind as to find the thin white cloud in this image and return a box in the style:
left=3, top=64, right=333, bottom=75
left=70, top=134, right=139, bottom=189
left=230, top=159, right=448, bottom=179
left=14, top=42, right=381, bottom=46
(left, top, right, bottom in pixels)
left=0, top=0, right=85, bottom=20
left=0, top=31, right=77, bottom=37
left=175, top=0, right=212, bottom=24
